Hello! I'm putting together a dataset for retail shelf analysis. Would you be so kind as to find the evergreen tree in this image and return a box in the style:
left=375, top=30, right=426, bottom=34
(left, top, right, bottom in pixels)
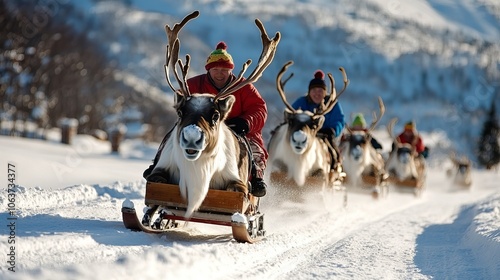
left=477, top=101, right=500, bottom=169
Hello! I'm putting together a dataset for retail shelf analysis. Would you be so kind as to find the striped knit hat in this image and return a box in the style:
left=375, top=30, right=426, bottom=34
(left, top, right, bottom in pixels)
left=205, top=41, right=234, bottom=70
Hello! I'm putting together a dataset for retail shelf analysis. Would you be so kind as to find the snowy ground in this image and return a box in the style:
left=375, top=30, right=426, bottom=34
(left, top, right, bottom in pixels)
left=0, top=134, right=499, bottom=279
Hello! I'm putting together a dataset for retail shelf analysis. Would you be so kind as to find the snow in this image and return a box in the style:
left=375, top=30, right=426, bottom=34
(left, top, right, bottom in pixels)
left=0, top=133, right=499, bottom=279
left=1, top=0, right=500, bottom=279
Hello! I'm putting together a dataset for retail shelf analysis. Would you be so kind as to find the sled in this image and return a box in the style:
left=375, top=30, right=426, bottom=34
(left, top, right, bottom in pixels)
left=121, top=181, right=265, bottom=243
left=387, top=160, right=426, bottom=197
left=343, top=173, right=389, bottom=199
left=388, top=176, right=425, bottom=196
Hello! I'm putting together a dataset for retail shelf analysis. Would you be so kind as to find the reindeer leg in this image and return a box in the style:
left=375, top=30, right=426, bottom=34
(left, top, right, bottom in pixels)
left=146, top=169, right=172, bottom=184
left=225, top=180, right=249, bottom=195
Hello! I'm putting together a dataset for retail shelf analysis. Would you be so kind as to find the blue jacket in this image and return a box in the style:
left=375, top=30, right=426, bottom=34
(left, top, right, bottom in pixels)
left=292, top=96, right=345, bottom=137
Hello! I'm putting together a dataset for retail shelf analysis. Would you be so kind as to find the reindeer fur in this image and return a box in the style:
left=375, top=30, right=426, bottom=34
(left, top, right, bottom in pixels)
left=449, top=155, right=472, bottom=187
left=341, top=132, right=384, bottom=186
left=268, top=113, right=331, bottom=186
left=385, top=144, right=418, bottom=182
left=152, top=94, right=249, bottom=218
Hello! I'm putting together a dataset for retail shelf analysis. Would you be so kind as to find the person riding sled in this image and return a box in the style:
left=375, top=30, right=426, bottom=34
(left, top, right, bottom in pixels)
left=291, top=69, right=345, bottom=170
left=394, top=121, right=428, bottom=159
left=343, top=113, right=383, bottom=151
left=143, top=41, right=268, bottom=197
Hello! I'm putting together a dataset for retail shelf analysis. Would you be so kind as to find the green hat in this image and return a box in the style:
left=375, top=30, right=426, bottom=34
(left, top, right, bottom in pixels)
left=351, top=113, right=366, bottom=129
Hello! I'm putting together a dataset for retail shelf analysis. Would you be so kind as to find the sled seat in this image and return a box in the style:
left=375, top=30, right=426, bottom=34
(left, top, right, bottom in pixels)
left=144, top=181, right=255, bottom=217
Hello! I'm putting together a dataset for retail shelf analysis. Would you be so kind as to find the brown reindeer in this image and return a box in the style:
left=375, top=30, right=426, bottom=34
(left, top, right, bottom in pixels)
left=339, top=97, right=387, bottom=197
left=267, top=61, right=348, bottom=188
left=145, top=11, right=280, bottom=218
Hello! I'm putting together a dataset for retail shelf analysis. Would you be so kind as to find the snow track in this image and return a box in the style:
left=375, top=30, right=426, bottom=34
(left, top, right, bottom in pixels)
left=1, top=169, right=499, bottom=279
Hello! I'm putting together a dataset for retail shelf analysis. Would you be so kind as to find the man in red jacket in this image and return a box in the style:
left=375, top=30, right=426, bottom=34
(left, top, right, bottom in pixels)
left=144, top=42, right=268, bottom=197
left=188, top=41, right=268, bottom=196
left=396, top=121, right=428, bottom=158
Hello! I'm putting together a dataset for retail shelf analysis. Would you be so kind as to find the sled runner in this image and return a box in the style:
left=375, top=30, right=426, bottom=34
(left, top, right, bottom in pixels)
left=121, top=181, right=265, bottom=243
left=387, top=173, right=425, bottom=197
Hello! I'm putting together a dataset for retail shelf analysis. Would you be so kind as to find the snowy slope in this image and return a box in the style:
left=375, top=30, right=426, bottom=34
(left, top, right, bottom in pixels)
left=65, top=0, right=500, bottom=159
left=0, top=134, right=499, bottom=279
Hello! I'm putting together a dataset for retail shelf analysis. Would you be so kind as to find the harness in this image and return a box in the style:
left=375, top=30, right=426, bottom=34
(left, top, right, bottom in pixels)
left=231, top=130, right=255, bottom=182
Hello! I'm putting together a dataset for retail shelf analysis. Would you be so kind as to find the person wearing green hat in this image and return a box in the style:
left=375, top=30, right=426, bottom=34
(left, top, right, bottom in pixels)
left=347, top=113, right=383, bottom=150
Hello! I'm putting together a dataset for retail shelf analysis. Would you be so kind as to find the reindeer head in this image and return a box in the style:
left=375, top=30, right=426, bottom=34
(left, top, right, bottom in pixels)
left=450, top=152, right=471, bottom=175
left=344, top=97, right=385, bottom=162
left=387, top=118, right=418, bottom=164
left=174, top=94, right=235, bottom=161
left=164, top=11, right=280, bottom=162
left=276, top=61, right=348, bottom=155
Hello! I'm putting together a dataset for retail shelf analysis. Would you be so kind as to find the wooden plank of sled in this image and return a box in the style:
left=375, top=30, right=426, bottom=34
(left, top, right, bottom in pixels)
left=361, top=175, right=378, bottom=186
left=392, top=178, right=420, bottom=188
left=145, top=181, right=249, bottom=214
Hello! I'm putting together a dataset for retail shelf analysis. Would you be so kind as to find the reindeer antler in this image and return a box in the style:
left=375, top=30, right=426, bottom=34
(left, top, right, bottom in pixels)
left=387, top=117, right=398, bottom=142
left=277, top=62, right=349, bottom=116
left=317, top=67, right=349, bottom=116
left=164, top=11, right=200, bottom=97
left=367, top=96, right=385, bottom=132
left=215, top=19, right=281, bottom=101
left=276, top=61, right=296, bottom=112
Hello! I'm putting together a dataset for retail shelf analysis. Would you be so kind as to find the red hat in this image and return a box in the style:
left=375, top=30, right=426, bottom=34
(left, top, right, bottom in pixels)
left=205, top=41, right=235, bottom=70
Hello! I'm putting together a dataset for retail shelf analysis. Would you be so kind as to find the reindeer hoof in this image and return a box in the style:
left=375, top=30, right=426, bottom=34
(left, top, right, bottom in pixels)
left=147, top=174, right=169, bottom=184
left=226, top=183, right=248, bottom=195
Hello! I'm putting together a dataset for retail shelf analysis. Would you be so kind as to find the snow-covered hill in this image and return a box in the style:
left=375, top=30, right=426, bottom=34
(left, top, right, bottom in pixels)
left=65, top=0, right=500, bottom=159
left=0, top=133, right=499, bottom=279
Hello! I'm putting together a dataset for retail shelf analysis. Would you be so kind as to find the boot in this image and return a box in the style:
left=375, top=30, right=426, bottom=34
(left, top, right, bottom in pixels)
left=250, top=177, right=267, bottom=197
left=250, top=160, right=267, bottom=197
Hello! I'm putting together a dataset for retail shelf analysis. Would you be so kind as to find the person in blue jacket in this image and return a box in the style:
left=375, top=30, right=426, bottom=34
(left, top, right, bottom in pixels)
left=292, top=69, right=345, bottom=143
left=292, top=69, right=345, bottom=169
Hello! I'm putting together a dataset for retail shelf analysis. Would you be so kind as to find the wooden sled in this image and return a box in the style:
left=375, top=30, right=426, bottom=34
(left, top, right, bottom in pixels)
left=343, top=173, right=389, bottom=199
left=122, top=181, right=264, bottom=243
left=387, top=158, right=426, bottom=197
left=388, top=176, right=425, bottom=197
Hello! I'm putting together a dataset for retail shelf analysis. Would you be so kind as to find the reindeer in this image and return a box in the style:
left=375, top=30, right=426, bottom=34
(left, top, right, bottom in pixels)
left=448, top=152, right=472, bottom=187
left=146, top=11, right=280, bottom=218
left=267, top=61, right=348, bottom=189
left=385, top=118, right=425, bottom=192
left=339, top=97, right=387, bottom=197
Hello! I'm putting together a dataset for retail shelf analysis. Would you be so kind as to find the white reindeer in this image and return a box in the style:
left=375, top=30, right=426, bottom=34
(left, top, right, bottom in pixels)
left=448, top=152, right=472, bottom=187
left=385, top=118, right=425, bottom=193
left=146, top=11, right=280, bottom=218
left=267, top=61, right=348, bottom=189
left=340, top=97, right=387, bottom=197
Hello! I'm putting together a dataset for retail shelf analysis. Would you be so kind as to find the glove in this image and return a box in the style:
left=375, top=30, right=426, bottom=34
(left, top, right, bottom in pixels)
left=226, top=117, right=249, bottom=136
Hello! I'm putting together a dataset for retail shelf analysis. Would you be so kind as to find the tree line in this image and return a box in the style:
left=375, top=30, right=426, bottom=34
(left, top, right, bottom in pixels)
left=0, top=0, right=176, bottom=140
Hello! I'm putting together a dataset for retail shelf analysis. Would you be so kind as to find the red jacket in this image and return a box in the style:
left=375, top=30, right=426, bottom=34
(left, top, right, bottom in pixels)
left=187, top=74, right=268, bottom=157
left=396, top=132, right=425, bottom=154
